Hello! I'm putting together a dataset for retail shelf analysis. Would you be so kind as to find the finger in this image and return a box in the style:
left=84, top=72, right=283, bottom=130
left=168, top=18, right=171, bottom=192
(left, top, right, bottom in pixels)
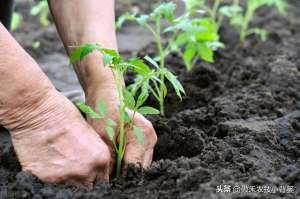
left=123, top=136, right=146, bottom=167
left=143, top=148, right=154, bottom=169
left=87, top=118, right=117, bottom=175
left=95, top=166, right=110, bottom=182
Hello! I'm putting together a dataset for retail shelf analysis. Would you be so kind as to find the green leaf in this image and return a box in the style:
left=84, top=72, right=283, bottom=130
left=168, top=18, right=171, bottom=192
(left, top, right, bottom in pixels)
left=123, top=89, right=136, bottom=109
left=230, top=14, right=244, bottom=27
left=97, top=101, right=107, bottom=118
left=117, top=13, right=137, bottom=28
left=101, top=48, right=119, bottom=57
left=76, top=102, right=102, bottom=119
left=165, top=18, right=205, bottom=33
left=69, top=44, right=101, bottom=64
left=152, top=2, right=176, bottom=22
left=198, top=43, right=214, bottom=63
left=138, top=106, right=160, bottom=115
left=164, top=70, right=185, bottom=99
left=184, top=0, right=205, bottom=14
left=11, top=12, right=23, bottom=31
left=129, top=59, right=152, bottom=76
left=183, top=42, right=197, bottom=71
left=102, top=54, right=113, bottom=65
left=107, top=119, right=117, bottom=127
left=207, top=41, right=225, bottom=51
left=137, top=15, right=149, bottom=26
left=144, top=56, right=160, bottom=69
left=219, top=5, right=243, bottom=18
left=175, top=33, right=189, bottom=47
left=105, top=126, right=114, bottom=141
left=136, top=89, right=149, bottom=108
left=134, top=126, right=145, bottom=145
left=273, top=0, right=287, bottom=14
left=249, top=28, right=268, bottom=41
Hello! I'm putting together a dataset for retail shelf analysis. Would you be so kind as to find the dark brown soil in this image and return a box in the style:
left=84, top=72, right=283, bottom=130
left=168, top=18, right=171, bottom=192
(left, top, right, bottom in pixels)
left=0, top=0, right=300, bottom=198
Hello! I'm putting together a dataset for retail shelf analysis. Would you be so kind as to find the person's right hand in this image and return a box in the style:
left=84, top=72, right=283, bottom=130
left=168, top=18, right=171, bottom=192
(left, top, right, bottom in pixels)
left=3, top=89, right=111, bottom=187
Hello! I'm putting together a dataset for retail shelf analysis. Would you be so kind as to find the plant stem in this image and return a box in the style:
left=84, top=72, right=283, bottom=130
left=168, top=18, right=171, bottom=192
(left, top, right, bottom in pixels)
left=212, top=0, right=221, bottom=21
left=145, top=19, right=167, bottom=115
left=155, top=17, right=166, bottom=116
left=240, top=3, right=255, bottom=41
left=114, top=70, right=126, bottom=178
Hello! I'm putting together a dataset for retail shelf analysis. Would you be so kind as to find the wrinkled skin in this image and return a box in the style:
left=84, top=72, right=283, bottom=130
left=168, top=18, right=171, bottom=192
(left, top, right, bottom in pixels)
left=8, top=89, right=111, bottom=187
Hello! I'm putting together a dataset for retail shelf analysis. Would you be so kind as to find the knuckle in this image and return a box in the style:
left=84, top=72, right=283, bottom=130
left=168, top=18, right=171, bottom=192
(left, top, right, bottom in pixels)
left=90, top=149, right=110, bottom=168
left=143, top=123, right=157, bottom=146
left=69, top=167, right=91, bottom=179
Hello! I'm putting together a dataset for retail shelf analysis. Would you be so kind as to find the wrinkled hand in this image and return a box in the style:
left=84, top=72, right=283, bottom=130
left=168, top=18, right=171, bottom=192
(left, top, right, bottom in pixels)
left=9, top=90, right=111, bottom=187
left=86, top=83, right=157, bottom=174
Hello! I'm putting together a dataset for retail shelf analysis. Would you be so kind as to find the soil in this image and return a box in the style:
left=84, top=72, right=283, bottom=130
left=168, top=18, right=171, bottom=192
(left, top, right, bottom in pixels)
left=1, top=0, right=300, bottom=198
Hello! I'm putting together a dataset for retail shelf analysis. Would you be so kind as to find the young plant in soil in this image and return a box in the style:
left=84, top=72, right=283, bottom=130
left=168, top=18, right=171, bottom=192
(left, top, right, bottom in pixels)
left=69, top=44, right=184, bottom=177
left=183, top=0, right=225, bottom=31
left=218, top=0, right=287, bottom=41
left=30, top=0, right=51, bottom=27
left=118, top=2, right=220, bottom=114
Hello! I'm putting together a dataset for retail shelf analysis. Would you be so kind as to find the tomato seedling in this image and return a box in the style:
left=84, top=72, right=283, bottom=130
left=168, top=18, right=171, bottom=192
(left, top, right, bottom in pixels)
left=70, top=44, right=184, bottom=177
left=219, top=0, right=287, bottom=41
left=118, top=2, right=220, bottom=114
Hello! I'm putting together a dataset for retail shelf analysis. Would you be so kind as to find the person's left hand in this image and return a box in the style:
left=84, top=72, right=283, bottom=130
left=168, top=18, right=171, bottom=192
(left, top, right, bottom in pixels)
left=85, top=82, right=157, bottom=174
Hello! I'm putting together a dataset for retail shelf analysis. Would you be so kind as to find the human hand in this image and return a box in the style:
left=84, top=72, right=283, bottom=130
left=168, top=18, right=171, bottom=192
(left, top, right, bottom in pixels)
left=5, top=89, right=111, bottom=187
left=85, top=82, right=157, bottom=174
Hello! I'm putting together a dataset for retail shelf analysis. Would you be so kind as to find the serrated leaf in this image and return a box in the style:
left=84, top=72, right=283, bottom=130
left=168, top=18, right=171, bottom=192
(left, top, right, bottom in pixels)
left=70, top=44, right=101, bottom=64
left=123, top=89, right=136, bottom=109
left=97, top=101, right=107, bottom=118
left=76, top=102, right=102, bottom=119
left=138, top=106, right=160, bottom=115
left=134, top=126, right=145, bottom=145
left=105, top=126, right=114, bottom=141
left=183, top=42, right=197, bottom=71
left=129, top=59, right=152, bottom=76
left=164, top=70, right=185, bottom=99
left=152, top=2, right=176, bottom=22
left=144, top=56, right=160, bottom=69
left=198, top=43, right=214, bottom=63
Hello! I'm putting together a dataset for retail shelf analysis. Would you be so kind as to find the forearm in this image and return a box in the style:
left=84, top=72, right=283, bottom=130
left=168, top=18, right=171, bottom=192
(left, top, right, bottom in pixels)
left=0, top=24, right=55, bottom=128
left=0, top=24, right=54, bottom=104
left=48, top=0, right=118, bottom=93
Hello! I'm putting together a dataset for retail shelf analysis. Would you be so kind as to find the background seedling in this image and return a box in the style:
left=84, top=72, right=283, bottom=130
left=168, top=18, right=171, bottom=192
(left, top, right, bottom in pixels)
left=70, top=44, right=183, bottom=177
left=219, top=0, right=287, bottom=41
left=118, top=2, right=220, bottom=114
left=30, top=0, right=51, bottom=27
left=11, top=12, right=23, bottom=31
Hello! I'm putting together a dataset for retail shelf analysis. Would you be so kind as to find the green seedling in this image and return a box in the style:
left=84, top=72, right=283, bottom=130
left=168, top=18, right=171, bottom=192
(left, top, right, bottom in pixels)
left=30, top=0, right=51, bottom=27
left=183, top=0, right=224, bottom=31
left=219, top=0, right=287, bottom=41
left=118, top=2, right=219, bottom=114
left=11, top=12, right=23, bottom=31
left=70, top=44, right=183, bottom=177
